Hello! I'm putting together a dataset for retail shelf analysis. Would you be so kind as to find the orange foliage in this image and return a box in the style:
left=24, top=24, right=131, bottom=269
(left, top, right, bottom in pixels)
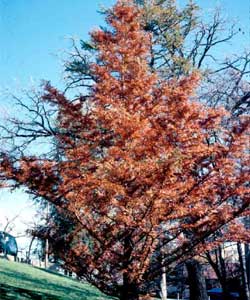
left=0, top=1, right=249, bottom=299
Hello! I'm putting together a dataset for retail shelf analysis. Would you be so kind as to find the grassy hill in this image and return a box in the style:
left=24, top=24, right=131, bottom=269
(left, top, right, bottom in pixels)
left=0, top=258, right=115, bottom=300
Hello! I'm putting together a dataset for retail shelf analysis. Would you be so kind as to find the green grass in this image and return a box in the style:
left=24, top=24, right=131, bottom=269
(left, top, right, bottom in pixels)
left=0, top=258, right=115, bottom=300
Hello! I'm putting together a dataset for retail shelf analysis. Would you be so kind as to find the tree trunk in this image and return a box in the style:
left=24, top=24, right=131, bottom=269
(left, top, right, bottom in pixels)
left=120, top=280, right=139, bottom=300
left=119, top=274, right=139, bottom=300
left=27, top=236, right=35, bottom=263
left=160, top=265, right=167, bottom=300
left=206, top=246, right=231, bottom=299
left=245, top=244, right=250, bottom=293
left=186, top=259, right=208, bottom=300
left=44, top=203, right=49, bottom=269
left=237, top=242, right=250, bottom=300
left=120, top=235, right=139, bottom=300
left=217, top=246, right=231, bottom=300
left=44, top=238, right=49, bottom=269
left=220, top=280, right=232, bottom=300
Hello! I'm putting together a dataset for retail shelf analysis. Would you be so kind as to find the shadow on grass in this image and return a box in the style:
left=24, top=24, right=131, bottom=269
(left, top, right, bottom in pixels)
left=0, top=283, right=56, bottom=300
left=5, top=268, right=82, bottom=289
left=0, top=281, right=104, bottom=300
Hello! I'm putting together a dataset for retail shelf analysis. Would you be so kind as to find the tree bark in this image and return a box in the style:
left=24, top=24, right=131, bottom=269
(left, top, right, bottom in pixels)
left=186, top=259, right=208, bottom=300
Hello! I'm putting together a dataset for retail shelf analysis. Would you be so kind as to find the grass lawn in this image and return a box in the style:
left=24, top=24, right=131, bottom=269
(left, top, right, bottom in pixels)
left=0, top=258, right=115, bottom=300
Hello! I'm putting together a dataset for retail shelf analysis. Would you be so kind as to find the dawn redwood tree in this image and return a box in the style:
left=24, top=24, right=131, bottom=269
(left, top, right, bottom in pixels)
left=0, top=1, right=249, bottom=299
left=58, top=1, right=250, bottom=298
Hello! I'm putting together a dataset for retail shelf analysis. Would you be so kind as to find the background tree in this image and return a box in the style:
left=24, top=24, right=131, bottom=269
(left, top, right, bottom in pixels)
left=237, top=242, right=250, bottom=300
left=65, top=0, right=250, bottom=114
left=0, top=2, right=249, bottom=300
left=204, top=243, right=241, bottom=299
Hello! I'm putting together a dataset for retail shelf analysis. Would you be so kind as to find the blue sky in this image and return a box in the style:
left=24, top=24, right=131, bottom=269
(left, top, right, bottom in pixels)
left=0, top=0, right=115, bottom=91
left=0, top=0, right=249, bottom=92
left=0, top=0, right=249, bottom=248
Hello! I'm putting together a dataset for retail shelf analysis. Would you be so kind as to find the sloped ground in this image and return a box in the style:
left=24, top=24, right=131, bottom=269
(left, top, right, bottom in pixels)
left=0, top=258, right=114, bottom=300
